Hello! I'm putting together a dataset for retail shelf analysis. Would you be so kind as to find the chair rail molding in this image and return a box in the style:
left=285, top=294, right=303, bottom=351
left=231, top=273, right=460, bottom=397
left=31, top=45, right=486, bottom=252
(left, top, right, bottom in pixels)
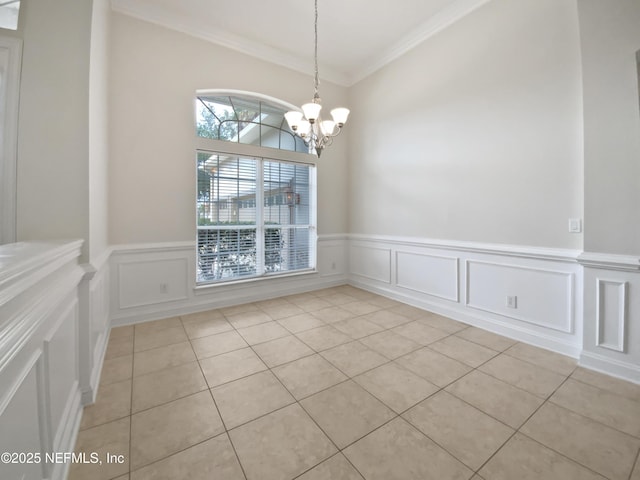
left=577, top=251, right=640, bottom=272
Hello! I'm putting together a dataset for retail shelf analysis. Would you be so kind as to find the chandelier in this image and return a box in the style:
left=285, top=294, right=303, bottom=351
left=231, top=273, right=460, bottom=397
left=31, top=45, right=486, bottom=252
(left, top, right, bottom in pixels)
left=285, top=0, right=350, bottom=157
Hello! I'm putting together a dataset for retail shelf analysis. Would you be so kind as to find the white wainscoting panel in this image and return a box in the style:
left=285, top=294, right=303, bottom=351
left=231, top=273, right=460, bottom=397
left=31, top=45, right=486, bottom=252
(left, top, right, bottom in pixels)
left=0, top=240, right=87, bottom=480
left=350, top=244, right=391, bottom=283
left=88, top=260, right=110, bottom=399
left=317, top=235, right=348, bottom=278
left=466, top=260, right=574, bottom=333
left=111, top=236, right=349, bottom=325
left=580, top=256, right=640, bottom=383
left=44, top=300, right=79, bottom=449
left=396, top=251, right=458, bottom=301
left=348, top=235, right=582, bottom=358
left=0, top=355, right=43, bottom=480
left=118, top=257, right=189, bottom=308
left=102, top=235, right=640, bottom=384
left=76, top=253, right=112, bottom=405
left=596, top=279, right=627, bottom=352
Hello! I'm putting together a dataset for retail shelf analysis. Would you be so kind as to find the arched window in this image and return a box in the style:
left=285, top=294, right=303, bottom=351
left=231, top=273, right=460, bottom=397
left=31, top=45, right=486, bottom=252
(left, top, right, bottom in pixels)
left=194, top=91, right=316, bottom=285
left=196, top=92, right=308, bottom=153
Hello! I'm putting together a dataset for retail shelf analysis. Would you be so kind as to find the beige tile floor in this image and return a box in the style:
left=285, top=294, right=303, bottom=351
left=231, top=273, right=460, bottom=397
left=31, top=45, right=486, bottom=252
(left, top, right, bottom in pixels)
left=69, top=285, right=640, bottom=480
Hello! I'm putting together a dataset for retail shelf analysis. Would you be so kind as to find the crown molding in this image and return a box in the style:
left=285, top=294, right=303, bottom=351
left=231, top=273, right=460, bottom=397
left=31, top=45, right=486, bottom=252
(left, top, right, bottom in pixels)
left=111, top=0, right=492, bottom=87
left=348, top=0, right=493, bottom=85
left=110, top=0, right=351, bottom=86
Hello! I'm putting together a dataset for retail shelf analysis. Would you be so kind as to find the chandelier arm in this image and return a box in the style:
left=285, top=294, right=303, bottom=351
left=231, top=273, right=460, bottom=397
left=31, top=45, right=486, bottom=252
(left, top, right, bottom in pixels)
left=330, top=126, right=345, bottom=138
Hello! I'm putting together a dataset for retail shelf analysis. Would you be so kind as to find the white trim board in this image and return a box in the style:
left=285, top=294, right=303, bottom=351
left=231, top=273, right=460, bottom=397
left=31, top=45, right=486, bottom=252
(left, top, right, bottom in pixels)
left=578, top=251, right=640, bottom=272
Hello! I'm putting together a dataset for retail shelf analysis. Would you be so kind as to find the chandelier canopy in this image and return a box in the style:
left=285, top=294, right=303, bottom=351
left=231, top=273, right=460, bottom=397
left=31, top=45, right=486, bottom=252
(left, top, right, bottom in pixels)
left=285, top=0, right=350, bottom=157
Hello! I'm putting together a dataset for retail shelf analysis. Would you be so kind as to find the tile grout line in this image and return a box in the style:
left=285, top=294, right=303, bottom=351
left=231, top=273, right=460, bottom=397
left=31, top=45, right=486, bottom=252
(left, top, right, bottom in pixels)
left=128, top=327, right=137, bottom=475
left=517, top=431, right=616, bottom=480
left=469, top=370, right=609, bottom=478
left=211, top=296, right=352, bottom=478
left=544, top=387, right=640, bottom=440
left=467, top=374, right=573, bottom=477
left=289, top=451, right=359, bottom=480
left=231, top=292, right=416, bottom=479
left=127, top=431, right=236, bottom=476
left=129, top=322, right=620, bottom=480
left=393, top=340, right=581, bottom=475
left=628, top=448, right=640, bottom=480
left=125, top=319, right=238, bottom=477
left=96, top=296, right=422, bottom=463
left=398, top=345, right=525, bottom=475
left=103, top=288, right=638, bottom=480
left=241, top=301, right=365, bottom=479
left=242, top=297, right=481, bottom=478
left=185, top=316, right=250, bottom=480
left=128, top=294, right=507, bottom=477
left=568, top=375, right=640, bottom=406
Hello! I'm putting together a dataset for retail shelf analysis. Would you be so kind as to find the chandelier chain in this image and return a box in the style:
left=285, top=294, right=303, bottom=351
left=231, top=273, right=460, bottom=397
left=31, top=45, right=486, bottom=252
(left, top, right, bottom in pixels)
left=314, top=0, right=320, bottom=100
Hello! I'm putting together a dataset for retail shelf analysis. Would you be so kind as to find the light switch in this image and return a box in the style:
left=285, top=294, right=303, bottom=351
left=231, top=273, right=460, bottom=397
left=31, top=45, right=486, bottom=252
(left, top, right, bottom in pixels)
left=568, top=218, right=582, bottom=233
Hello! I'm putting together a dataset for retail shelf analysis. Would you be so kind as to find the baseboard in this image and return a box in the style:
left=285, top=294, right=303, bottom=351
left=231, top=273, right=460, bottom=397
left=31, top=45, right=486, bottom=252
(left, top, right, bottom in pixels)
left=349, top=277, right=582, bottom=358
left=111, top=275, right=347, bottom=326
left=579, top=351, right=640, bottom=385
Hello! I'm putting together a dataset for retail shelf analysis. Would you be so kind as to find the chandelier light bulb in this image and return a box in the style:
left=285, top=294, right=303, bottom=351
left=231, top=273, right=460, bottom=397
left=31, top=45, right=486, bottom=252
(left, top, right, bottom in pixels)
left=330, top=107, right=350, bottom=127
left=285, top=111, right=303, bottom=131
left=320, top=120, right=336, bottom=136
left=297, top=119, right=311, bottom=137
left=301, top=102, right=322, bottom=123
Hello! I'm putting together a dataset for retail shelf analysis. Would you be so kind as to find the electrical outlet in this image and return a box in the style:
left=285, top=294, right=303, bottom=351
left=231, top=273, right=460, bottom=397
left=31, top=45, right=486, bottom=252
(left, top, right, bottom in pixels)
left=331, top=261, right=336, bottom=270
left=160, top=283, right=168, bottom=294
left=506, top=296, right=517, bottom=308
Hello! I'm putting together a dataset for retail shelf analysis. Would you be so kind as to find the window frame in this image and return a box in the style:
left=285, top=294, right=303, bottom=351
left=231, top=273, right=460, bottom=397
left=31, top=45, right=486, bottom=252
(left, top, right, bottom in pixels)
left=194, top=91, right=317, bottom=287
left=0, top=36, right=21, bottom=245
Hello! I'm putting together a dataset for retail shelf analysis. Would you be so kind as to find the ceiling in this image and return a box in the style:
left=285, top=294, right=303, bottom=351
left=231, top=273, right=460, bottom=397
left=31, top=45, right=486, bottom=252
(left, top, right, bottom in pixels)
left=110, top=0, right=491, bottom=86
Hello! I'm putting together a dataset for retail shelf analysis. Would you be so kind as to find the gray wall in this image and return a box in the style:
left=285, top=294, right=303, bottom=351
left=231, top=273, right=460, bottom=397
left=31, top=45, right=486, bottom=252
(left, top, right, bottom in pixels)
left=347, top=0, right=584, bottom=250
left=579, top=0, right=640, bottom=256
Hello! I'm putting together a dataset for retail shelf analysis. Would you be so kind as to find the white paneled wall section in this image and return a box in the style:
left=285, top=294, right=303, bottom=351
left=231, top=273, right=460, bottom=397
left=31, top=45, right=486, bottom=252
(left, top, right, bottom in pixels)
left=579, top=253, right=640, bottom=383
left=0, top=241, right=111, bottom=480
left=110, top=235, right=348, bottom=325
left=107, top=235, right=640, bottom=383
left=349, top=235, right=584, bottom=357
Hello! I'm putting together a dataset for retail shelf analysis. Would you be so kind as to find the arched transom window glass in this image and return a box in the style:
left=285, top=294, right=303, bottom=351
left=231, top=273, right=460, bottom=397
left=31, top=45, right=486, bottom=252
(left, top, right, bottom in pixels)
left=195, top=91, right=316, bottom=285
left=196, top=94, right=307, bottom=153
